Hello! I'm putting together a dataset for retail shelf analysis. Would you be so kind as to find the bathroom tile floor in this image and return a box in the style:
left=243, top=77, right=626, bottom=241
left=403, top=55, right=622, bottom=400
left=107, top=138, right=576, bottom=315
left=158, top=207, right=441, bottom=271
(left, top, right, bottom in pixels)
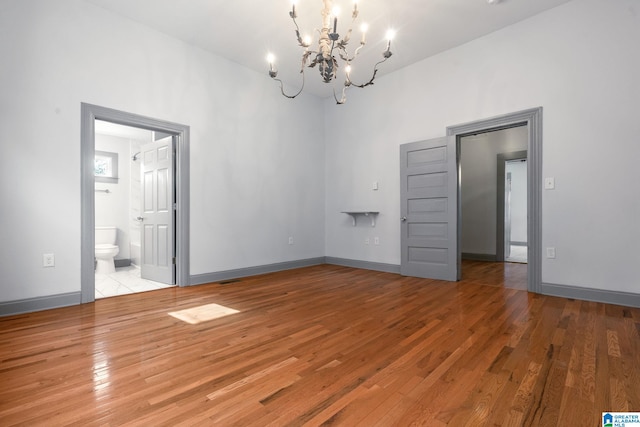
left=95, top=265, right=174, bottom=299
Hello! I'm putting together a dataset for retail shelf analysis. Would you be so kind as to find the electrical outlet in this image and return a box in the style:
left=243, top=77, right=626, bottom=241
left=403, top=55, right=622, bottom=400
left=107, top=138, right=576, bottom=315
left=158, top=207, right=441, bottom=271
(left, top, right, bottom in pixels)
left=365, top=238, right=370, bottom=245
left=288, top=236, right=294, bottom=245
left=546, top=247, right=556, bottom=259
left=374, top=237, right=380, bottom=245
left=43, top=253, right=55, bottom=267
left=544, top=177, right=555, bottom=190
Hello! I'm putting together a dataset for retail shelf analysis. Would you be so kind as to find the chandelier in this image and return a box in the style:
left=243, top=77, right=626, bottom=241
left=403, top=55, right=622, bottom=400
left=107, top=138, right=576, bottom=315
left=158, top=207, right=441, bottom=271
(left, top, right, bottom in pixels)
left=267, top=0, right=394, bottom=104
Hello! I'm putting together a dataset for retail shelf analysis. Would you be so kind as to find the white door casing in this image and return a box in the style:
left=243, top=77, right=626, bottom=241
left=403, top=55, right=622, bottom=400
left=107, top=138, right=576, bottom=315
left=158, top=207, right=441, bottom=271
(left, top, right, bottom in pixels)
left=140, top=137, right=175, bottom=284
left=400, top=136, right=459, bottom=281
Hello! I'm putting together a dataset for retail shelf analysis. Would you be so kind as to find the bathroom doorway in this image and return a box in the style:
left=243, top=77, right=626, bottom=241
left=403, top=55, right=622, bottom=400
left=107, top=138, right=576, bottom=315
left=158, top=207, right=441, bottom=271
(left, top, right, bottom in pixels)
left=94, top=121, right=175, bottom=298
left=81, top=103, right=190, bottom=304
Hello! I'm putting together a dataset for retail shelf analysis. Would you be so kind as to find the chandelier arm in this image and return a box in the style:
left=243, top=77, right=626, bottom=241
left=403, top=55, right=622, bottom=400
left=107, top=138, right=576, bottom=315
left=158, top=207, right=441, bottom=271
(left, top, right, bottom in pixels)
left=337, top=38, right=365, bottom=62
left=333, top=86, right=348, bottom=105
left=337, top=47, right=350, bottom=62
left=339, top=27, right=354, bottom=47
left=292, top=16, right=300, bottom=33
left=273, top=70, right=306, bottom=99
left=338, top=15, right=358, bottom=47
left=292, top=17, right=310, bottom=49
left=302, top=49, right=318, bottom=69
left=347, top=57, right=389, bottom=89
left=353, top=43, right=365, bottom=58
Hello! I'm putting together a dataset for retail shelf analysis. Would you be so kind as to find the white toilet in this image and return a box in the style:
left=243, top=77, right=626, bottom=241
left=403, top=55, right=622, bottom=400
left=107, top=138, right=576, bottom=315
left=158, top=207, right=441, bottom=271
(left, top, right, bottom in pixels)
left=95, top=226, right=120, bottom=274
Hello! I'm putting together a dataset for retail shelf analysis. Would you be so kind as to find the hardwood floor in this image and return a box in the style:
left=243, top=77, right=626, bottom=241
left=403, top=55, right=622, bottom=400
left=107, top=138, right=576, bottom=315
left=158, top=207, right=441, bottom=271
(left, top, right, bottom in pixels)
left=1, top=262, right=639, bottom=426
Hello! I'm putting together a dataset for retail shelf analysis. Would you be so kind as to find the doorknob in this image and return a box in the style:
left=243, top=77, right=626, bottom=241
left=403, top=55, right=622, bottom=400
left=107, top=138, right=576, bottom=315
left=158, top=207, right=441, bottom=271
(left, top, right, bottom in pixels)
left=401, top=216, right=407, bottom=222
left=136, top=216, right=144, bottom=222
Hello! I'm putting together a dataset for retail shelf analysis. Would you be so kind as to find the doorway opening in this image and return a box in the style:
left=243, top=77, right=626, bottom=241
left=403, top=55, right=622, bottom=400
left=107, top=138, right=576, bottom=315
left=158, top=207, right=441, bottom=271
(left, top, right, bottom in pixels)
left=93, top=121, right=176, bottom=299
left=459, top=127, right=528, bottom=290
left=447, top=107, right=542, bottom=293
left=81, top=104, right=190, bottom=304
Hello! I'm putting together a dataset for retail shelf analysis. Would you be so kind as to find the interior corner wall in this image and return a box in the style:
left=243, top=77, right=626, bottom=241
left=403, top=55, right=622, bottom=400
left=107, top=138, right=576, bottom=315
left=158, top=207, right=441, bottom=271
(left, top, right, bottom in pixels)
left=324, top=0, right=640, bottom=294
left=0, top=0, right=325, bottom=303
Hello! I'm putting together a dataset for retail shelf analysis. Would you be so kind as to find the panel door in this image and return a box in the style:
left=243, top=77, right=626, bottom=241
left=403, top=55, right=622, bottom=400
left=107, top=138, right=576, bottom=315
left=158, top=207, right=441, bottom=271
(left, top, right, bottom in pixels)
left=141, top=137, right=175, bottom=284
left=400, top=136, right=459, bottom=281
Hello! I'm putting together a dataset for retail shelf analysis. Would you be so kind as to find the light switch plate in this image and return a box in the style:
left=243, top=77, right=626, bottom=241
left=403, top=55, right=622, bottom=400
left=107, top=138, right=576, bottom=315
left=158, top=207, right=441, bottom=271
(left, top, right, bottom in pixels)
left=546, top=247, right=556, bottom=259
left=43, top=253, right=55, bottom=267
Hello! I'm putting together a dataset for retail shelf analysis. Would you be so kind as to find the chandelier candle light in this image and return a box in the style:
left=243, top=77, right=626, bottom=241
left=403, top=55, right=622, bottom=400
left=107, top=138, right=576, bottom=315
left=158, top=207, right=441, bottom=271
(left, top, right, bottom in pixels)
left=267, top=0, right=395, bottom=104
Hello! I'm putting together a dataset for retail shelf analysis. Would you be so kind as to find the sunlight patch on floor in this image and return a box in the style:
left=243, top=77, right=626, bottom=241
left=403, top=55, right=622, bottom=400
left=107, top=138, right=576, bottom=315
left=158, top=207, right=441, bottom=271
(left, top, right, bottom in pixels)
left=169, top=303, right=240, bottom=324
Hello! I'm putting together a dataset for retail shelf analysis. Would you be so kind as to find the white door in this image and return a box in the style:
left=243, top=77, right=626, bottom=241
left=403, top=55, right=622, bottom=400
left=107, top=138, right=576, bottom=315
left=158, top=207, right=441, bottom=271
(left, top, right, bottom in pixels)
left=140, top=137, right=175, bottom=284
left=400, top=136, right=459, bottom=281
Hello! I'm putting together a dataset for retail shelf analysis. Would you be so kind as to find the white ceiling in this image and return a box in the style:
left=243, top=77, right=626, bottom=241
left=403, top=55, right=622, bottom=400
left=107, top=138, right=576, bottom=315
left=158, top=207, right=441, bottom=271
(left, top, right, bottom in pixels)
left=95, top=119, right=152, bottom=140
left=84, top=0, right=572, bottom=98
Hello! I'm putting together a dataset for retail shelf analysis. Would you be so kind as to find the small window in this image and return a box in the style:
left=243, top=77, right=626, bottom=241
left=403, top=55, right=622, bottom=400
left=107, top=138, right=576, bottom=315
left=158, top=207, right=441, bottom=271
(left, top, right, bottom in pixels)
left=95, top=151, right=118, bottom=183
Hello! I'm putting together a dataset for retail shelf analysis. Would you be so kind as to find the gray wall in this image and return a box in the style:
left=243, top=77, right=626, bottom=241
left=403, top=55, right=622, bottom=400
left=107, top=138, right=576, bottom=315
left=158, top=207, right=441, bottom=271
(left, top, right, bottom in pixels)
left=460, top=127, right=528, bottom=256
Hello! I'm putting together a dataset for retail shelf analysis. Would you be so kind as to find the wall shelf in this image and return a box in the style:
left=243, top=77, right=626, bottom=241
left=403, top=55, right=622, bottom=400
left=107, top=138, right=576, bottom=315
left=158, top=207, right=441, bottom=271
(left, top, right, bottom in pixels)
left=341, top=211, right=379, bottom=227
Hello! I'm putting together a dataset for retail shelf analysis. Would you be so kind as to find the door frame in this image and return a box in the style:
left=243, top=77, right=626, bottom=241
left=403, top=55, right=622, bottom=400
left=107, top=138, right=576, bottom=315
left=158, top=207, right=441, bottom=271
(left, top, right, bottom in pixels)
left=497, top=151, right=527, bottom=262
left=80, top=103, right=190, bottom=303
left=447, top=107, right=542, bottom=293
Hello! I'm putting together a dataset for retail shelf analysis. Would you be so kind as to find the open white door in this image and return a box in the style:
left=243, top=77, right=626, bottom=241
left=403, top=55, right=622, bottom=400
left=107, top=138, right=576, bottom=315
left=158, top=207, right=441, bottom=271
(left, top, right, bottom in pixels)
left=140, top=137, right=175, bottom=284
left=400, top=136, right=459, bottom=281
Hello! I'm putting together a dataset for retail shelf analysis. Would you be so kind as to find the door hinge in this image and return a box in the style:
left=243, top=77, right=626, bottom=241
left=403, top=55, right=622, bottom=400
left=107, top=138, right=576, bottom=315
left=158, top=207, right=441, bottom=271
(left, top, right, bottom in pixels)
left=172, top=257, right=176, bottom=265
left=173, top=203, right=177, bottom=210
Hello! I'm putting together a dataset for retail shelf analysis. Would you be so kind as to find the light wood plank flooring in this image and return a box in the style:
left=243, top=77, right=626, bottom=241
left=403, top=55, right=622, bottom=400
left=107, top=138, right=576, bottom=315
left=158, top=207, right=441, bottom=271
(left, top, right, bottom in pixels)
left=1, top=262, right=639, bottom=426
